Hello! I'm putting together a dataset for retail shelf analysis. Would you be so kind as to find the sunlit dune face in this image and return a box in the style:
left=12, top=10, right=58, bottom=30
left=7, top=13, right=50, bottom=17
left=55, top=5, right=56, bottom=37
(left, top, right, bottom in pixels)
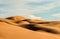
left=6, top=16, right=26, bottom=20
left=15, top=21, right=30, bottom=26
left=1, top=16, right=60, bottom=33
left=0, top=16, right=60, bottom=39
left=0, top=22, right=60, bottom=39
left=25, top=19, right=46, bottom=23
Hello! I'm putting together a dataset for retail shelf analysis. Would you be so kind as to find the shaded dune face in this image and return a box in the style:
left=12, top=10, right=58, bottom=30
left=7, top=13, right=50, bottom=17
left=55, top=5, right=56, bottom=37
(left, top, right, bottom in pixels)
left=0, top=22, right=60, bottom=39
left=0, top=16, right=60, bottom=39
left=2, top=16, right=60, bottom=34
left=20, top=24, right=60, bottom=34
left=6, top=17, right=14, bottom=20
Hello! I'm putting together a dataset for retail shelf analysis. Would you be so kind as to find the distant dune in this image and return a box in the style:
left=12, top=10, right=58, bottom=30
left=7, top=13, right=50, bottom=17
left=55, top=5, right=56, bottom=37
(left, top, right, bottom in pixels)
left=0, top=16, right=60, bottom=39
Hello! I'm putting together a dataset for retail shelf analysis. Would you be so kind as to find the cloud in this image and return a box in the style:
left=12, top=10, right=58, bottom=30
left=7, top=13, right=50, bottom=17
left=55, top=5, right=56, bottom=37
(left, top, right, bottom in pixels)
left=0, top=0, right=41, bottom=18
left=0, top=0, right=34, bottom=17
left=52, top=13, right=60, bottom=17
left=25, top=1, right=57, bottom=13
left=26, top=15, right=43, bottom=20
left=0, top=0, right=60, bottom=21
left=26, top=1, right=53, bottom=7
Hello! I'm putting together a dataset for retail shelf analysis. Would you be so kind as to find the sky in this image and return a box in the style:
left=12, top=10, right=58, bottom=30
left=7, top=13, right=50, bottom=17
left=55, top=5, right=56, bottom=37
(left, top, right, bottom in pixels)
left=0, top=0, right=60, bottom=21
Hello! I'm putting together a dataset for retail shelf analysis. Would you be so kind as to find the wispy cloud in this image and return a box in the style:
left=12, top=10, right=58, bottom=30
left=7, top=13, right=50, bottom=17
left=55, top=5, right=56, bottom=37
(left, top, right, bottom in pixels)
left=0, top=0, right=60, bottom=20
left=26, top=1, right=53, bottom=7
left=52, top=13, right=60, bottom=17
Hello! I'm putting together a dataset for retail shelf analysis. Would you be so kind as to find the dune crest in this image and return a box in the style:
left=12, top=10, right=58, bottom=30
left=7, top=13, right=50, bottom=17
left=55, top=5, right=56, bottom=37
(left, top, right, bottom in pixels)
left=0, top=16, right=60, bottom=39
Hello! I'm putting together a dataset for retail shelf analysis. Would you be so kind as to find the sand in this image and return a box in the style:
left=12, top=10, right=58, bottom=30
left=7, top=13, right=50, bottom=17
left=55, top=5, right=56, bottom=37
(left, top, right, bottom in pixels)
left=0, top=16, right=60, bottom=39
left=0, top=22, right=60, bottom=39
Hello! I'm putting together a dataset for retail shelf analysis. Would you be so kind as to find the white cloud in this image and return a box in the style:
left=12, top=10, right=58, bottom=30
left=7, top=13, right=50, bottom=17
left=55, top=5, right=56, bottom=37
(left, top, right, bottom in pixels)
left=0, top=0, right=60, bottom=19
left=0, top=0, right=55, bottom=13
left=25, top=1, right=56, bottom=13
left=0, top=0, right=34, bottom=17
left=52, top=13, right=60, bottom=17
left=26, top=15, right=43, bottom=20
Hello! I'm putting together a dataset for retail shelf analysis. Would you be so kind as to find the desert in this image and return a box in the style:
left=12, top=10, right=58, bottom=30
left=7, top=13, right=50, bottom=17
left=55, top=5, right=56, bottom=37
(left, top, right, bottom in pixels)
left=0, top=16, right=60, bottom=39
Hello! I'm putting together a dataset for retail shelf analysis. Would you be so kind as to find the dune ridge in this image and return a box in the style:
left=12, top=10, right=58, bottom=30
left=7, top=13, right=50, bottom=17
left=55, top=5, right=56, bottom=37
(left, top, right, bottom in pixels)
left=0, top=16, right=60, bottom=39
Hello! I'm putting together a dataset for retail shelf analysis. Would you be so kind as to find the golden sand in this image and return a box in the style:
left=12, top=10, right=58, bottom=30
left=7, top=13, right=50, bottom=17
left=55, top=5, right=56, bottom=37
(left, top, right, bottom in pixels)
left=0, top=16, right=60, bottom=39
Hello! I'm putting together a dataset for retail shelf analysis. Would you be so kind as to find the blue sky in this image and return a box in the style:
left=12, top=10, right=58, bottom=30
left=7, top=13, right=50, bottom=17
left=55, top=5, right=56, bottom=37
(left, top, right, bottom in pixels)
left=0, top=0, right=60, bottom=21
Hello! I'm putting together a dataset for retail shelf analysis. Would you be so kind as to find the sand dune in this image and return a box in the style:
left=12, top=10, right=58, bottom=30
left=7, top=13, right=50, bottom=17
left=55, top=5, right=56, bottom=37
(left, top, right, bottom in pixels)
left=0, top=16, right=60, bottom=39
